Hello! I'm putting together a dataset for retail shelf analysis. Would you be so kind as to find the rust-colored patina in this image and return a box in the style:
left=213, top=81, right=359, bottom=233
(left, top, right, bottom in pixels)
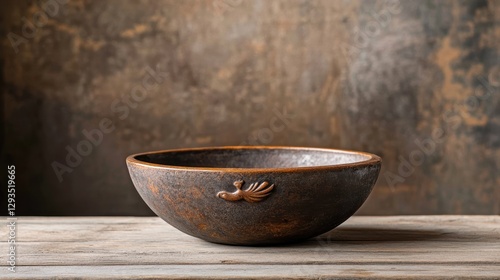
left=126, top=146, right=381, bottom=245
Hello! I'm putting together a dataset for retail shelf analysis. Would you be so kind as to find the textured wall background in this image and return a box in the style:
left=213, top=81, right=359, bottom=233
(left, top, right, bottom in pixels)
left=1, top=0, right=499, bottom=215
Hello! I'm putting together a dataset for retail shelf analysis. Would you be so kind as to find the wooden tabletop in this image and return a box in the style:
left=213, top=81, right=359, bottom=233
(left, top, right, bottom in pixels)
left=1, top=216, right=499, bottom=279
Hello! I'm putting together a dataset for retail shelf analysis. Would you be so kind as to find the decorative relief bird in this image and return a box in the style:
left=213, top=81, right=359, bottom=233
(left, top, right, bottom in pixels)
left=217, top=180, right=274, bottom=203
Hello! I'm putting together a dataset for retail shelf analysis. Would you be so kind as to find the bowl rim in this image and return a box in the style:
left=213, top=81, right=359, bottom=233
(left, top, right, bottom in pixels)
left=126, top=146, right=381, bottom=173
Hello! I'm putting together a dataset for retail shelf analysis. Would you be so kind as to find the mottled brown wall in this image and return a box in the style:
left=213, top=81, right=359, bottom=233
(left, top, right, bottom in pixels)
left=1, top=0, right=499, bottom=215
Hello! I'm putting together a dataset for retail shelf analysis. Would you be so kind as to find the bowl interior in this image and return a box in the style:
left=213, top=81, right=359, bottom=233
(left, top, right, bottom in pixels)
left=134, top=147, right=373, bottom=169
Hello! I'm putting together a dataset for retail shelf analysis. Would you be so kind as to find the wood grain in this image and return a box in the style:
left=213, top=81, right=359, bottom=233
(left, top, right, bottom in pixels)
left=1, top=216, right=499, bottom=279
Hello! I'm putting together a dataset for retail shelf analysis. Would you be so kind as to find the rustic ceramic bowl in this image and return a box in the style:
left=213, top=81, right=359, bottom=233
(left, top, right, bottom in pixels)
left=126, top=146, right=381, bottom=245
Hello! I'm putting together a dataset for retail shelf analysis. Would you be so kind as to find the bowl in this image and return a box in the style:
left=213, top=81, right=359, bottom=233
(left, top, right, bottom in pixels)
left=126, top=146, right=381, bottom=245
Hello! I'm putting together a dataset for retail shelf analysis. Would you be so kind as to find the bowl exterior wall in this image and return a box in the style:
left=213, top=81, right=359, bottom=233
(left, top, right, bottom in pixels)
left=127, top=162, right=381, bottom=245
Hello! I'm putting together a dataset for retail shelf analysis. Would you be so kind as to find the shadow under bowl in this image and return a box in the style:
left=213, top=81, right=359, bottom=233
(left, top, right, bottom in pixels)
left=126, top=146, right=381, bottom=245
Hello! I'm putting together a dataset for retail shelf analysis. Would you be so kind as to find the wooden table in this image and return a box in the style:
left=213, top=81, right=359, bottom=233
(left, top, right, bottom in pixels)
left=1, top=216, right=499, bottom=279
